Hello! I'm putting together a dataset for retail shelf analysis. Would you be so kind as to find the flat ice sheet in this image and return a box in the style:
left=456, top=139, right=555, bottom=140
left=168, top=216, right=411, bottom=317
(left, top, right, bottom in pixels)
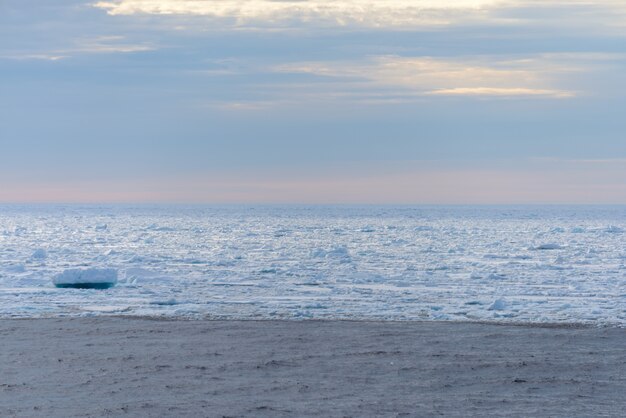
left=0, top=205, right=625, bottom=324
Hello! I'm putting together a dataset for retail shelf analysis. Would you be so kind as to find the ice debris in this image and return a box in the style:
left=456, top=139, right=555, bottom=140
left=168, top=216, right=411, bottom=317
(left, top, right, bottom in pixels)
left=532, top=243, right=563, bottom=250
left=488, top=299, right=507, bottom=311
left=31, top=248, right=48, bottom=260
left=311, top=246, right=351, bottom=260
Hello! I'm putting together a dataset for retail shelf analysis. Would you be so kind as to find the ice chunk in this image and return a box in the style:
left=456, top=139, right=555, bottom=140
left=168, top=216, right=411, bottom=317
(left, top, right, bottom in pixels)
left=5, top=263, right=26, bottom=273
left=532, top=243, right=563, bottom=250
left=488, top=299, right=507, bottom=311
left=413, top=225, right=434, bottom=232
left=486, top=273, right=506, bottom=280
left=147, top=224, right=176, bottom=232
left=311, top=246, right=351, bottom=260
left=150, top=298, right=179, bottom=306
left=95, top=223, right=108, bottom=231
left=53, top=268, right=118, bottom=289
left=13, top=226, right=27, bottom=235
left=326, top=246, right=350, bottom=258
left=31, top=248, right=48, bottom=260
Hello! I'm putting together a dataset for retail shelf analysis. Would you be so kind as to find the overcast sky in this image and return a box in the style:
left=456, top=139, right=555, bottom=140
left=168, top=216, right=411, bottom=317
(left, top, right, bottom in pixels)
left=2, top=0, right=626, bottom=203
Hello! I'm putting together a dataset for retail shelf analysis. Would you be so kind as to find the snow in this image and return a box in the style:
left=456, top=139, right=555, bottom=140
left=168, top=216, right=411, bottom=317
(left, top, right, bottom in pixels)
left=0, top=205, right=624, bottom=325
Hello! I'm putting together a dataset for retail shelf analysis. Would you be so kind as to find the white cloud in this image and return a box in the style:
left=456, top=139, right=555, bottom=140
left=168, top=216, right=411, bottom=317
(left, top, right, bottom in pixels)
left=93, top=0, right=505, bottom=27
left=2, top=36, right=156, bottom=62
left=1, top=54, right=68, bottom=61
left=92, top=0, right=626, bottom=32
left=73, top=36, right=156, bottom=53
left=274, top=55, right=577, bottom=99
left=427, top=87, right=573, bottom=98
left=213, top=101, right=279, bottom=111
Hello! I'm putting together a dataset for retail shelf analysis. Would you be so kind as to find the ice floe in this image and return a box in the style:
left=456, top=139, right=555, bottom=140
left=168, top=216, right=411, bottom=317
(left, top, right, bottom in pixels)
left=53, top=268, right=118, bottom=289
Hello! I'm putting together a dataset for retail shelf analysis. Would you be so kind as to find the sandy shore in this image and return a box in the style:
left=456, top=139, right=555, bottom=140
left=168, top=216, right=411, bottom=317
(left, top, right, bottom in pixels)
left=1, top=319, right=624, bottom=417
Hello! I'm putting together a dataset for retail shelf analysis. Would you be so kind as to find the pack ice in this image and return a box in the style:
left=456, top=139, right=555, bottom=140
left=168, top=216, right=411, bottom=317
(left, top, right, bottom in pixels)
left=0, top=205, right=625, bottom=324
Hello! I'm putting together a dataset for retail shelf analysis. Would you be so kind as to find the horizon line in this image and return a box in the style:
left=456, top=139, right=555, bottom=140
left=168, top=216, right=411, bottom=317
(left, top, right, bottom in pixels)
left=2, top=201, right=626, bottom=207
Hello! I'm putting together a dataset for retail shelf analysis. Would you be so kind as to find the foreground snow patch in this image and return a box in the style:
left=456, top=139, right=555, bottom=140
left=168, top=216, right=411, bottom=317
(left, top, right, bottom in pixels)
left=53, top=268, right=118, bottom=288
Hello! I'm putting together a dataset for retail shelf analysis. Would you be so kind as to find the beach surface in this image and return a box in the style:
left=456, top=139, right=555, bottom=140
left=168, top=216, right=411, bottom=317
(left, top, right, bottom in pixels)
left=1, top=319, right=624, bottom=417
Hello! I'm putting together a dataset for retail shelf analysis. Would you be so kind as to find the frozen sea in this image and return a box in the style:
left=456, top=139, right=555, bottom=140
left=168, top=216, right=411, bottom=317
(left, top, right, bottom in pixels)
left=0, top=205, right=625, bottom=325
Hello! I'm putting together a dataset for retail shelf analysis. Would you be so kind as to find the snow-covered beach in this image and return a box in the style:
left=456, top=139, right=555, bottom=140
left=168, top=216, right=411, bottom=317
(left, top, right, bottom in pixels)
left=1, top=205, right=625, bottom=325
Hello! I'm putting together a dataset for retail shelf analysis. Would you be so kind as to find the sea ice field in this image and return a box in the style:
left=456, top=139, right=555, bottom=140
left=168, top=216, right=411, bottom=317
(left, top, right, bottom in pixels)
left=0, top=205, right=625, bottom=325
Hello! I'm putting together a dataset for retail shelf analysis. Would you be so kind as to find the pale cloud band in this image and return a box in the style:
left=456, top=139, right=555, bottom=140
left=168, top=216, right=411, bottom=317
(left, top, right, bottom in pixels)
left=1, top=36, right=155, bottom=61
left=85, top=2, right=621, bottom=104
left=75, top=36, right=156, bottom=53
left=427, top=87, right=573, bottom=98
left=270, top=55, right=578, bottom=100
left=94, top=0, right=503, bottom=27
left=93, top=0, right=626, bottom=30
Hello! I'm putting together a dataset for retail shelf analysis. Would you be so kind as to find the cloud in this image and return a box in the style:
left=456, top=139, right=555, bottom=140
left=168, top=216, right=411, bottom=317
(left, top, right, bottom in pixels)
left=72, top=36, right=156, bottom=54
left=1, top=54, right=68, bottom=61
left=1, top=36, right=156, bottom=62
left=427, top=87, right=573, bottom=98
left=213, top=101, right=279, bottom=111
left=273, top=55, right=577, bottom=99
left=92, top=0, right=626, bottom=33
left=93, top=0, right=505, bottom=27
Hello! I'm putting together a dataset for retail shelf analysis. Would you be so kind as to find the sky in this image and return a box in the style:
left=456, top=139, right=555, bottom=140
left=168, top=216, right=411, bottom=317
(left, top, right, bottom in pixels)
left=1, top=0, right=626, bottom=204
